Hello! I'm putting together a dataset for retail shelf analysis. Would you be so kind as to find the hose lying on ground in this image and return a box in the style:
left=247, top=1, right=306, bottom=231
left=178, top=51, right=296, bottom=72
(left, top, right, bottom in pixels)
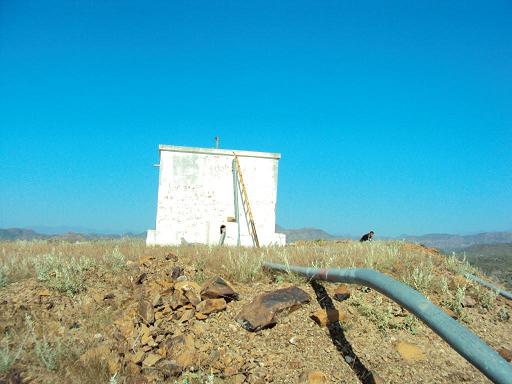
left=263, top=262, right=512, bottom=384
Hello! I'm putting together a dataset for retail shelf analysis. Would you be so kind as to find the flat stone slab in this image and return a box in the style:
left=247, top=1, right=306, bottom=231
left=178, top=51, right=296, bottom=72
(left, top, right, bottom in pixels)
left=299, top=370, right=328, bottom=384
left=138, top=300, right=155, bottom=325
left=196, top=298, right=227, bottom=315
left=236, top=286, right=310, bottom=332
left=310, top=309, right=346, bottom=327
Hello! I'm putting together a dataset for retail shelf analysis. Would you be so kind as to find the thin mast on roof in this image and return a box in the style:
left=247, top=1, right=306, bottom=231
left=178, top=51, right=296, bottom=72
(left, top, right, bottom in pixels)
left=215, top=136, right=220, bottom=149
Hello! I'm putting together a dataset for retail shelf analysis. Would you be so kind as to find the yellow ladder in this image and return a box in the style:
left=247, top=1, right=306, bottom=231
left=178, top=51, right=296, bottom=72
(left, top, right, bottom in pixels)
left=233, top=153, right=260, bottom=247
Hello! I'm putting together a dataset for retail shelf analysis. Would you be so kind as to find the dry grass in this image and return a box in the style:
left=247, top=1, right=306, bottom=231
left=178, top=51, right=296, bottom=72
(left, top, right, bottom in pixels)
left=0, top=239, right=481, bottom=296
left=0, top=239, right=489, bottom=334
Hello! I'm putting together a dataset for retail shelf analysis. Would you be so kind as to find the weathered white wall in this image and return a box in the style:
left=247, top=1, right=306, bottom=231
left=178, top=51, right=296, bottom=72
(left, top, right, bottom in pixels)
left=147, top=145, right=285, bottom=246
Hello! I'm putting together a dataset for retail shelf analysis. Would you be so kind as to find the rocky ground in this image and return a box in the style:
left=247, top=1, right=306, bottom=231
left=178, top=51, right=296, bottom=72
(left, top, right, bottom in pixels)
left=0, top=242, right=511, bottom=384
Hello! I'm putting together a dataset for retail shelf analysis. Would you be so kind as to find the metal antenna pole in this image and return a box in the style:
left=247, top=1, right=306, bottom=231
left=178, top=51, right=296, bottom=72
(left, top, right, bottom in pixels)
left=215, top=136, right=220, bottom=149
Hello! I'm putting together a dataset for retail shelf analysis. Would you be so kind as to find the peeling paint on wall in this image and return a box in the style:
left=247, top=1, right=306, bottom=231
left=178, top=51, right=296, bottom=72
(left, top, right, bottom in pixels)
left=146, top=145, right=286, bottom=246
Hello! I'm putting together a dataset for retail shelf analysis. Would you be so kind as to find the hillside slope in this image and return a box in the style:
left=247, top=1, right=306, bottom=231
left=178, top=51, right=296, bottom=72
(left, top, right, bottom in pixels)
left=0, top=228, right=146, bottom=241
left=275, top=225, right=345, bottom=242
left=401, top=232, right=512, bottom=251
left=455, top=243, right=512, bottom=289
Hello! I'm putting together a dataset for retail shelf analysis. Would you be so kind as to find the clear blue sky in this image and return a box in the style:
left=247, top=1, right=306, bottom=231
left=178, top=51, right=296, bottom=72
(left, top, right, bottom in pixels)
left=1, top=0, right=511, bottom=236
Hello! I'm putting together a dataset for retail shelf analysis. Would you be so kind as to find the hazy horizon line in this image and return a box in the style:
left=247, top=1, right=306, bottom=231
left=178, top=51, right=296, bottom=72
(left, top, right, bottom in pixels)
left=2, top=224, right=511, bottom=238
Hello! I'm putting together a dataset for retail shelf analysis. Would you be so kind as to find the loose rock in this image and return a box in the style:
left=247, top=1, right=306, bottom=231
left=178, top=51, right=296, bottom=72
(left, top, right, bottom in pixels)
left=170, top=266, right=184, bottom=280
left=132, top=350, right=145, bottom=364
left=236, top=286, right=310, bottom=332
left=497, top=347, right=512, bottom=362
left=196, top=298, right=227, bottom=315
left=310, top=308, right=346, bottom=327
left=462, top=296, right=477, bottom=308
left=170, top=289, right=187, bottom=310
left=138, top=300, right=155, bottom=325
left=135, top=273, right=147, bottom=285
left=201, top=276, right=239, bottom=302
left=139, top=256, right=155, bottom=266
left=227, top=374, right=246, bottom=384
left=156, top=359, right=183, bottom=377
left=142, top=353, right=162, bottom=367
left=298, top=370, right=328, bottom=383
left=333, top=284, right=351, bottom=301
left=166, top=334, right=197, bottom=369
left=175, top=281, right=202, bottom=307
left=103, top=292, right=115, bottom=300
left=38, top=289, right=51, bottom=297
left=179, top=308, right=195, bottom=322
left=444, top=308, right=458, bottom=319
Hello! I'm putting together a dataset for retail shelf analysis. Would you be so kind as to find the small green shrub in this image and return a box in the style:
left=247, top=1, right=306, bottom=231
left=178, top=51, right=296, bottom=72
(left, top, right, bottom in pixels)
left=35, top=337, right=62, bottom=371
left=109, top=373, right=119, bottom=384
left=1, top=317, right=33, bottom=373
left=350, top=294, right=396, bottom=333
left=452, top=286, right=466, bottom=319
left=475, top=286, right=499, bottom=310
left=495, top=307, right=510, bottom=322
left=105, top=247, right=126, bottom=270
left=406, top=259, right=434, bottom=293
left=402, top=314, right=418, bottom=334
left=33, top=254, right=91, bottom=295
left=445, top=253, right=475, bottom=276
left=24, top=315, right=63, bottom=371
left=439, top=278, right=467, bottom=320
left=439, top=276, right=449, bottom=296
left=376, top=303, right=393, bottom=332
left=0, top=335, right=23, bottom=373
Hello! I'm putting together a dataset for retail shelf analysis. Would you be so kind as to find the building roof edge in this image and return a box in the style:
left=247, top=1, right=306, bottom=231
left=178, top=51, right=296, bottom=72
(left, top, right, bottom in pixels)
left=158, top=145, right=281, bottom=159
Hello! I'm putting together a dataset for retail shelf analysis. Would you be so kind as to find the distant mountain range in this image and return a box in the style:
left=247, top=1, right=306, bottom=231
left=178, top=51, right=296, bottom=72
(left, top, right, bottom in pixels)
left=396, top=232, right=512, bottom=251
left=274, top=225, right=351, bottom=242
left=275, top=226, right=512, bottom=251
left=2, top=226, right=512, bottom=252
left=0, top=228, right=146, bottom=241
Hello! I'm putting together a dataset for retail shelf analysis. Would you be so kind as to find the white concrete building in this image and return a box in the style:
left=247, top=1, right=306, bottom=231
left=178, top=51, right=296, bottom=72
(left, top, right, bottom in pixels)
left=146, top=145, right=285, bottom=246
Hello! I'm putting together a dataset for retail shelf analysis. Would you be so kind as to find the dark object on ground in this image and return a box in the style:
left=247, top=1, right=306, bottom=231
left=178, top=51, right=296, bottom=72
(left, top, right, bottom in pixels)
left=200, top=276, right=239, bottom=302
left=360, top=231, right=374, bottom=242
left=333, top=284, right=351, bottom=301
left=170, top=266, right=184, bottom=281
